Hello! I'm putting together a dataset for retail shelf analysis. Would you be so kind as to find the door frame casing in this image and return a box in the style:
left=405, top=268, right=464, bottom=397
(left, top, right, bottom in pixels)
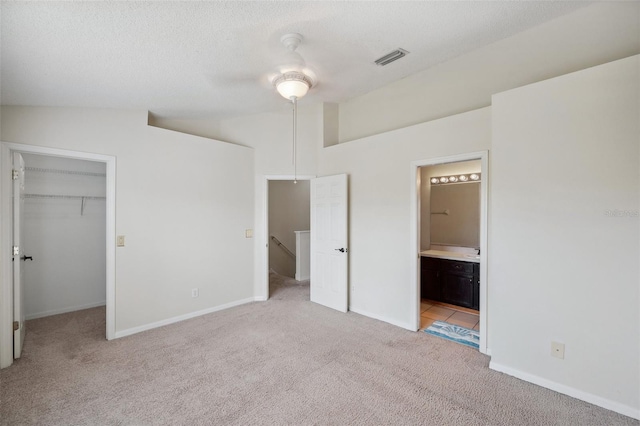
left=12, top=152, right=25, bottom=358
left=0, top=142, right=116, bottom=368
left=261, top=175, right=315, bottom=300
left=410, top=150, right=489, bottom=355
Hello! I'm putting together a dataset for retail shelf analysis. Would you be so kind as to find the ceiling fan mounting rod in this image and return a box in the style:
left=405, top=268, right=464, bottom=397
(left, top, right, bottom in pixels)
left=280, top=33, right=303, bottom=52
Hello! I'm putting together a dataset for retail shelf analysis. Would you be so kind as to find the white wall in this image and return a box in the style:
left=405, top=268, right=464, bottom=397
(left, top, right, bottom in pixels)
left=268, top=180, right=310, bottom=278
left=1, top=107, right=255, bottom=336
left=145, top=102, right=322, bottom=298
left=22, top=154, right=106, bottom=319
left=420, top=160, right=480, bottom=250
left=148, top=114, right=222, bottom=143
left=218, top=102, right=322, bottom=299
left=489, top=56, right=639, bottom=417
left=338, top=2, right=640, bottom=142
left=318, top=107, right=491, bottom=328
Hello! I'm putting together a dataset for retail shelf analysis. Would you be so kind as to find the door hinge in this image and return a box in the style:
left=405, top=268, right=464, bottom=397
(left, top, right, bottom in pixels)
left=13, top=321, right=19, bottom=331
left=13, top=246, right=19, bottom=256
left=12, top=169, right=19, bottom=180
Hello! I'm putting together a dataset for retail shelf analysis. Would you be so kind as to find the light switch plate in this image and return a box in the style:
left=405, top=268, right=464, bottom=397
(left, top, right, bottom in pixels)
left=117, top=235, right=125, bottom=247
left=245, top=229, right=253, bottom=238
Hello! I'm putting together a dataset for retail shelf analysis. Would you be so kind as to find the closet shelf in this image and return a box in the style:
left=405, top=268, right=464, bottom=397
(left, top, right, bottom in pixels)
left=24, top=194, right=105, bottom=200
left=24, top=193, right=105, bottom=215
left=25, top=167, right=106, bottom=177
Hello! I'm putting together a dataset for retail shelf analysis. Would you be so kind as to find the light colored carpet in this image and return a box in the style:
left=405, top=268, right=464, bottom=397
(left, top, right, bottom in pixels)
left=267, top=269, right=310, bottom=301
left=1, top=272, right=636, bottom=425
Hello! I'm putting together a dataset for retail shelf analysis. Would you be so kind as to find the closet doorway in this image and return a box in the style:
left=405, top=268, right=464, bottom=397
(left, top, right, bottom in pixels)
left=264, top=176, right=312, bottom=299
left=21, top=153, right=107, bottom=321
left=0, top=142, right=116, bottom=369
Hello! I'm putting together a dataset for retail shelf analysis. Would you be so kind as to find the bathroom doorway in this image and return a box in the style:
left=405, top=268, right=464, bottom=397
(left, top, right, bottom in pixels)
left=419, top=160, right=481, bottom=339
left=411, top=151, right=488, bottom=354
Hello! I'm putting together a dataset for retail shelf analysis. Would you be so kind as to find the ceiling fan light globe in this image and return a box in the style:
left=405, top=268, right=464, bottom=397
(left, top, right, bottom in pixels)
left=277, top=80, right=309, bottom=99
left=273, top=71, right=313, bottom=100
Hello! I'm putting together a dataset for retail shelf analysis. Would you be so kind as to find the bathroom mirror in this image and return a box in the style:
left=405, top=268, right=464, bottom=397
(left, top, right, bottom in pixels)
left=430, top=181, right=480, bottom=248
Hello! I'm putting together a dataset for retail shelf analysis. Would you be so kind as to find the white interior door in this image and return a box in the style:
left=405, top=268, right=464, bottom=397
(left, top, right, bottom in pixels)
left=310, top=174, right=348, bottom=312
left=12, top=152, right=26, bottom=358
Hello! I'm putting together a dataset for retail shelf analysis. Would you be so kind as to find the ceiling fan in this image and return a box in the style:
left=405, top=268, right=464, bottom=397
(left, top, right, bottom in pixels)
left=270, top=33, right=316, bottom=101
left=270, top=33, right=317, bottom=183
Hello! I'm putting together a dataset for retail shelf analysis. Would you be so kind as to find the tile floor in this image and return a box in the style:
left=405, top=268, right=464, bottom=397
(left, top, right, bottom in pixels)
left=420, top=299, right=480, bottom=331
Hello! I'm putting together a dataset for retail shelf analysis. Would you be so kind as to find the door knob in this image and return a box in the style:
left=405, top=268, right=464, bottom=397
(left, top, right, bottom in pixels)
left=21, top=255, right=33, bottom=261
left=335, top=248, right=348, bottom=253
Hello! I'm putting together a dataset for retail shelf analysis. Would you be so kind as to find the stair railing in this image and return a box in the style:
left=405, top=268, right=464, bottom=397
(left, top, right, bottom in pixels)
left=270, top=235, right=296, bottom=259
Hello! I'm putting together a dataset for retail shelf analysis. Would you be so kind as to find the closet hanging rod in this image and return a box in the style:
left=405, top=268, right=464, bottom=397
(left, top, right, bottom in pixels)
left=24, top=194, right=106, bottom=200
left=25, top=167, right=106, bottom=177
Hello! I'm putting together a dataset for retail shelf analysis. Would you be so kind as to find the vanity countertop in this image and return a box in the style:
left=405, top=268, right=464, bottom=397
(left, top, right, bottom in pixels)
left=420, top=250, right=480, bottom=263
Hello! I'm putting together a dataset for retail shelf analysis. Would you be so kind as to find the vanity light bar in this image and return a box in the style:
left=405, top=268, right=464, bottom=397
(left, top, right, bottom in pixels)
left=430, top=173, right=481, bottom=185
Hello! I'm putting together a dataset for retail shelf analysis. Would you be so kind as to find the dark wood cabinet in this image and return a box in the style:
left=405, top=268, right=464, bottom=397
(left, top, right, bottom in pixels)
left=421, top=257, right=479, bottom=310
left=421, top=259, right=440, bottom=301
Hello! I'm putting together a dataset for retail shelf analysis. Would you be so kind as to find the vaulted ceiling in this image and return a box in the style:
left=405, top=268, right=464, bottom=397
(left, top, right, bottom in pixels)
left=1, top=1, right=590, bottom=120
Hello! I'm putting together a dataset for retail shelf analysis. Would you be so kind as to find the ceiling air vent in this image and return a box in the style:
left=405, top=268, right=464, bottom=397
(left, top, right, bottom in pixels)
left=374, top=48, right=409, bottom=66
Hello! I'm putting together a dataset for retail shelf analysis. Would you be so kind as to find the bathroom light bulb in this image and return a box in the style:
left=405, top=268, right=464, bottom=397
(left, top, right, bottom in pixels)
left=459, top=175, right=468, bottom=182
left=430, top=178, right=439, bottom=184
left=449, top=176, right=458, bottom=182
left=440, top=177, right=449, bottom=183
left=470, top=174, right=479, bottom=181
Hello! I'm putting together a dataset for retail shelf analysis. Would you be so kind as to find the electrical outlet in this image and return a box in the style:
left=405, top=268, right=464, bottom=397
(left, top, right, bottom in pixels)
left=116, top=235, right=125, bottom=247
left=191, top=288, right=199, bottom=298
left=551, top=341, right=565, bottom=359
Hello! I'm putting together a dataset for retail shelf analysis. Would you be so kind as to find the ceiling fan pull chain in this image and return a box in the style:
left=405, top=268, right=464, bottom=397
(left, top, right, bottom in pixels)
left=293, top=97, right=298, bottom=184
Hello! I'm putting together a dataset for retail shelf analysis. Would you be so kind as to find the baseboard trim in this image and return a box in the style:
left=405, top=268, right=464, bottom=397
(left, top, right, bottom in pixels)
left=254, top=296, right=268, bottom=302
left=26, top=301, right=106, bottom=320
left=489, top=361, right=639, bottom=420
left=349, top=306, right=415, bottom=331
left=114, top=297, right=257, bottom=339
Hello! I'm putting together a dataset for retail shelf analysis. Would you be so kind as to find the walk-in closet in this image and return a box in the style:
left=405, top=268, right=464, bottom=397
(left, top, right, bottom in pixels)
left=21, top=153, right=106, bottom=320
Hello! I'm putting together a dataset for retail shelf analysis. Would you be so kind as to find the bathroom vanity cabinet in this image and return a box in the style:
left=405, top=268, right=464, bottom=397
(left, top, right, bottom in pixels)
left=421, top=256, right=479, bottom=310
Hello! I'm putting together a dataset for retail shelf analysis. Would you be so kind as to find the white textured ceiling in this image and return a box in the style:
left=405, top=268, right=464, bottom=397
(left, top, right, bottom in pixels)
left=1, top=1, right=589, bottom=120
